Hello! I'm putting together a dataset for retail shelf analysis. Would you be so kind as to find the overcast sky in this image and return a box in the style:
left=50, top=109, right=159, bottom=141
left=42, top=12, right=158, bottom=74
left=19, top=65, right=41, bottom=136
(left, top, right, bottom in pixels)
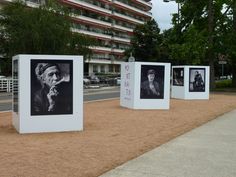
left=151, top=0, right=178, bottom=31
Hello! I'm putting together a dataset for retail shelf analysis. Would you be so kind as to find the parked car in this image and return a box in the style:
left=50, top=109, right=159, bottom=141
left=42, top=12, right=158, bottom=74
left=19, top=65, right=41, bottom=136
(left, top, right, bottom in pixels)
left=115, top=77, right=121, bottom=85
left=98, top=77, right=109, bottom=84
left=83, top=77, right=91, bottom=85
left=89, top=75, right=100, bottom=84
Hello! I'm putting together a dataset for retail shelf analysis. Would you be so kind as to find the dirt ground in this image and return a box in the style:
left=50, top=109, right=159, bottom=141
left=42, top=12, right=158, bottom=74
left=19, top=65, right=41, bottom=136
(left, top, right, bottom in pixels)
left=0, top=93, right=236, bottom=177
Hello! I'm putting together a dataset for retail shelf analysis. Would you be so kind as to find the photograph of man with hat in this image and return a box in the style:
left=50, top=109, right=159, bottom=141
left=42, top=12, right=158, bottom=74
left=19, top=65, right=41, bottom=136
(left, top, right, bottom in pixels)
left=31, top=60, right=73, bottom=115
left=140, top=65, right=164, bottom=99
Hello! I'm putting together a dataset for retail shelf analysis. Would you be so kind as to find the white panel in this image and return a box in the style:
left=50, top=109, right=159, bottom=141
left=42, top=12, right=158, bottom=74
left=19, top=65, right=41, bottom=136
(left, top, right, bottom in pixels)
left=12, top=56, right=20, bottom=132
left=171, top=66, right=210, bottom=100
left=171, top=66, right=185, bottom=99
left=133, top=62, right=170, bottom=109
left=12, top=55, right=83, bottom=134
left=185, top=66, right=210, bottom=100
left=120, top=62, right=170, bottom=110
left=171, top=86, right=185, bottom=99
left=120, top=62, right=135, bottom=108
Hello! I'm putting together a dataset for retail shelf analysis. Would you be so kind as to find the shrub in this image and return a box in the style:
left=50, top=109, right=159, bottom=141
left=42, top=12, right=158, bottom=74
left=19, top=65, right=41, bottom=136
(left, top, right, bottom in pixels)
left=215, top=79, right=232, bottom=88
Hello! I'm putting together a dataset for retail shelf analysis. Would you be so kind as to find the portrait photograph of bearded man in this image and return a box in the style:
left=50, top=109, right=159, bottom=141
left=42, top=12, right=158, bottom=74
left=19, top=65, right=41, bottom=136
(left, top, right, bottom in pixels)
left=31, top=60, right=73, bottom=116
left=140, top=65, right=165, bottom=99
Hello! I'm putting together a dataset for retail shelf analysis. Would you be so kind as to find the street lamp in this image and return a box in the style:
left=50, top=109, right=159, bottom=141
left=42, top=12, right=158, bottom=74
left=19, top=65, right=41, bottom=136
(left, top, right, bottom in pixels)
left=128, top=53, right=135, bottom=62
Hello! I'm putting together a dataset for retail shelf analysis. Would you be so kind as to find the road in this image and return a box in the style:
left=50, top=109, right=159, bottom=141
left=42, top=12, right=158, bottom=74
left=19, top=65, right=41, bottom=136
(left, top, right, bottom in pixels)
left=84, top=87, right=120, bottom=102
left=0, top=87, right=120, bottom=112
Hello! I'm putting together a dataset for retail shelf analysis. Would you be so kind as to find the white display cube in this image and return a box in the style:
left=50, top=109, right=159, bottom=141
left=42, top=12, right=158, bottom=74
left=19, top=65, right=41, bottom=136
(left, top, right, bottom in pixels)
left=171, top=66, right=210, bottom=100
left=120, top=62, right=171, bottom=109
left=12, top=55, right=83, bottom=133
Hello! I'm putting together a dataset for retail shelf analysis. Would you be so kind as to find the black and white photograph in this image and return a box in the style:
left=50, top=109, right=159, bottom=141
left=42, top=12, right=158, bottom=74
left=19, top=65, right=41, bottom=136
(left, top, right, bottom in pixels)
left=31, top=60, right=73, bottom=115
left=140, top=65, right=165, bottom=99
left=173, top=68, right=184, bottom=86
left=13, top=59, right=18, bottom=114
left=189, top=68, right=205, bottom=92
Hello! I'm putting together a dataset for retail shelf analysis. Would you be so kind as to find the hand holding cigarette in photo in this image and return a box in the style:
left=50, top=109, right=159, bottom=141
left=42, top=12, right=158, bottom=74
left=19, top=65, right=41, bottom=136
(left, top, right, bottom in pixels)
left=47, top=85, right=59, bottom=112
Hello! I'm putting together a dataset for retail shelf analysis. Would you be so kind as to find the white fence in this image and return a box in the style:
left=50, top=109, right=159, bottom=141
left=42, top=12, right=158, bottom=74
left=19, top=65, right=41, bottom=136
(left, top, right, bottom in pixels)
left=0, top=79, right=12, bottom=92
left=1, top=77, right=120, bottom=92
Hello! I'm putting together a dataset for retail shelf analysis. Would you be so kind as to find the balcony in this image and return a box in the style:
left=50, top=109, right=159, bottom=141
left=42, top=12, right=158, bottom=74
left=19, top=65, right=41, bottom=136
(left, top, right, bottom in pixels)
left=112, top=24, right=133, bottom=33
left=26, top=1, right=40, bottom=7
left=1, top=0, right=40, bottom=7
left=112, top=48, right=125, bottom=54
left=65, top=0, right=112, bottom=15
left=71, top=14, right=112, bottom=28
left=89, top=46, right=112, bottom=53
left=112, top=36, right=130, bottom=44
left=71, top=28, right=112, bottom=40
left=113, top=0, right=152, bottom=17
left=85, top=58, right=113, bottom=64
left=112, top=12, right=144, bottom=24
left=97, top=0, right=112, bottom=4
left=72, top=27, right=131, bottom=44
left=131, top=0, right=152, bottom=9
left=89, top=46, right=125, bottom=54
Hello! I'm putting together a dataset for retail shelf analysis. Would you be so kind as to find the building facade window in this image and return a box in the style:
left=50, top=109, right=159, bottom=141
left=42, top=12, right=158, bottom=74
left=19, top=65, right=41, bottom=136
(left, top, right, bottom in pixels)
left=93, top=65, right=98, bottom=73
left=115, top=65, right=120, bottom=73
left=109, top=65, right=113, bottom=73
left=101, top=65, right=105, bottom=73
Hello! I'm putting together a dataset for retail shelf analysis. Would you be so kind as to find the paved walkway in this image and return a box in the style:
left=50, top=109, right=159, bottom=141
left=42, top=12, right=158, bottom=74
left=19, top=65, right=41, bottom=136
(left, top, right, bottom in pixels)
left=100, top=109, right=236, bottom=177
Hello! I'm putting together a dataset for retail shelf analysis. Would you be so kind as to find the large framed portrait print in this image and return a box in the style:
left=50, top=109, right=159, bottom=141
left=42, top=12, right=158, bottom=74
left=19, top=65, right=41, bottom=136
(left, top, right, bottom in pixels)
left=140, top=65, right=165, bottom=99
left=31, top=60, right=73, bottom=115
left=12, top=55, right=83, bottom=134
left=120, top=62, right=170, bottom=110
left=189, top=68, right=205, bottom=92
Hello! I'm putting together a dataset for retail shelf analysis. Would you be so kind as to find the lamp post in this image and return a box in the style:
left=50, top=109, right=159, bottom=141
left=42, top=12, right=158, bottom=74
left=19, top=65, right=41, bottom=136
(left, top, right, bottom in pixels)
left=128, top=53, right=135, bottom=62
left=163, top=0, right=180, bottom=24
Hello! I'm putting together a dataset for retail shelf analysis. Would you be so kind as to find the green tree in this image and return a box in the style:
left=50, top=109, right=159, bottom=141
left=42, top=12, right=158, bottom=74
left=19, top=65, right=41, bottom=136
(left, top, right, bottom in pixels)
left=164, top=25, right=208, bottom=65
left=0, top=0, right=96, bottom=75
left=126, top=19, right=162, bottom=62
left=222, top=0, right=236, bottom=87
left=167, top=0, right=229, bottom=89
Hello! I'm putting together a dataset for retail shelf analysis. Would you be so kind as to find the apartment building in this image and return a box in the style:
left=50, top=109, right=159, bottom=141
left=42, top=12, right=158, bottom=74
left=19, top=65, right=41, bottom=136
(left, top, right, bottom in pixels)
left=0, top=0, right=153, bottom=75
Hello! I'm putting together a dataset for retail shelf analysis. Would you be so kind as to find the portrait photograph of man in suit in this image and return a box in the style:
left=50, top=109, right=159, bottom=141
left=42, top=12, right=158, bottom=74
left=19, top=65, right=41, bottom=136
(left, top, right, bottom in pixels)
left=140, top=65, right=165, bottom=99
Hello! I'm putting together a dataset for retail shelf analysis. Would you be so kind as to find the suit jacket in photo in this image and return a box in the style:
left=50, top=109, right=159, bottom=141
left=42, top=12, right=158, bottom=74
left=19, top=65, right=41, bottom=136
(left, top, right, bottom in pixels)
left=140, top=80, right=163, bottom=99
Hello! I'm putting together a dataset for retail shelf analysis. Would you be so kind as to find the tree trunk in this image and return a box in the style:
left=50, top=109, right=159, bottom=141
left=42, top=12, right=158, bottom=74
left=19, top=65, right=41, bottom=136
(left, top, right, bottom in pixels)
left=208, top=0, right=215, bottom=90
left=232, top=0, right=236, bottom=87
left=232, top=62, right=236, bottom=87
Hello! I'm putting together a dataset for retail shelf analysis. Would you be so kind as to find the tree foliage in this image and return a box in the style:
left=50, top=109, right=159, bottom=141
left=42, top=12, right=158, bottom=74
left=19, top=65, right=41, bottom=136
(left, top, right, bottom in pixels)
left=168, top=26, right=208, bottom=65
left=0, top=0, right=96, bottom=75
left=125, top=0, right=236, bottom=87
left=126, top=19, right=162, bottom=62
left=162, top=0, right=236, bottom=88
left=222, top=0, right=236, bottom=87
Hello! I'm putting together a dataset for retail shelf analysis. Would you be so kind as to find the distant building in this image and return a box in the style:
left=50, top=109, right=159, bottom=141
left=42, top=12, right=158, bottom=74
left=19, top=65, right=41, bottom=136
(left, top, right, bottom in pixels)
left=0, top=0, right=152, bottom=75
